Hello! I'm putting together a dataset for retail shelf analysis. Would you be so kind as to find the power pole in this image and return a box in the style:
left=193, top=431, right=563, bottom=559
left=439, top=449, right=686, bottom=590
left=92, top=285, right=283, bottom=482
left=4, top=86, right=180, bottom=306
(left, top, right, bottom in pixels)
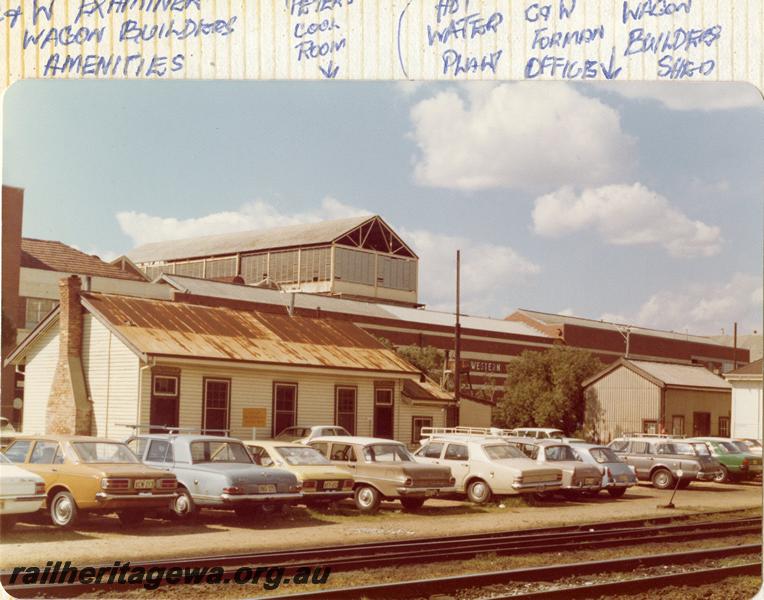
left=454, top=250, right=461, bottom=410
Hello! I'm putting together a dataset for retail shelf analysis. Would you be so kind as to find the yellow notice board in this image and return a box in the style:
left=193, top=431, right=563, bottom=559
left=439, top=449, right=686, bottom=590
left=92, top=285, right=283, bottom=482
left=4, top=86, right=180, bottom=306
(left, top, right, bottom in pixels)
left=242, top=408, right=267, bottom=428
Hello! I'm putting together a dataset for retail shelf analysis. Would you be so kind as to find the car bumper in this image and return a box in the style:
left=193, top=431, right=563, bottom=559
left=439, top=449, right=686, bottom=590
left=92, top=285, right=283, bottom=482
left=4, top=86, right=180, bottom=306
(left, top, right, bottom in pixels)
left=0, top=494, right=46, bottom=515
left=564, top=481, right=602, bottom=491
left=220, top=492, right=303, bottom=503
left=511, top=481, right=562, bottom=492
left=94, top=491, right=177, bottom=508
left=395, top=487, right=443, bottom=497
left=696, top=471, right=720, bottom=481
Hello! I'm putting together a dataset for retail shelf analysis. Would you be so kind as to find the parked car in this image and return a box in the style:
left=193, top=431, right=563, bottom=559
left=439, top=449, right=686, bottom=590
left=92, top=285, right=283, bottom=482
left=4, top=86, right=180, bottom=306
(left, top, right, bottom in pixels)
left=3, top=435, right=178, bottom=527
left=127, top=434, right=302, bottom=519
left=275, top=425, right=351, bottom=444
left=243, top=440, right=354, bottom=506
left=571, top=444, right=637, bottom=498
left=309, top=436, right=454, bottom=513
left=688, top=437, right=762, bottom=483
left=608, top=436, right=721, bottom=489
left=413, top=435, right=562, bottom=503
left=506, top=439, right=602, bottom=496
left=0, top=452, right=46, bottom=529
left=508, top=428, right=565, bottom=440
left=733, top=438, right=763, bottom=457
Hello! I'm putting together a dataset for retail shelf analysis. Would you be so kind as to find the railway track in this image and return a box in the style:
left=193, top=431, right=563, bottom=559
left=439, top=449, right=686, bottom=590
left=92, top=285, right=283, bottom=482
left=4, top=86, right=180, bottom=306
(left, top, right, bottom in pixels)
left=3, top=514, right=761, bottom=597
left=275, top=545, right=761, bottom=600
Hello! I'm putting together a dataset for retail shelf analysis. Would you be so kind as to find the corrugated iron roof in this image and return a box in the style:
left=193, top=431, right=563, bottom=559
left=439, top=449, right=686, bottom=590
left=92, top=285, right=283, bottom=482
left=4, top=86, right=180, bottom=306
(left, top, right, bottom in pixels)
left=81, top=292, right=419, bottom=374
left=402, top=378, right=453, bottom=402
left=159, top=275, right=552, bottom=339
left=127, top=215, right=374, bottom=263
left=21, top=238, right=145, bottom=281
left=628, top=360, right=731, bottom=390
left=511, top=309, right=727, bottom=347
left=725, top=358, right=763, bottom=377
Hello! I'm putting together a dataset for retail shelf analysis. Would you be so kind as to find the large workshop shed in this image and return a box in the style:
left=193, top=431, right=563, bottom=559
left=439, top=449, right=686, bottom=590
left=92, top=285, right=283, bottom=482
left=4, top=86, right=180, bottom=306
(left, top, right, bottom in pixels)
left=583, top=358, right=732, bottom=442
left=6, top=276, right=452, bottom=445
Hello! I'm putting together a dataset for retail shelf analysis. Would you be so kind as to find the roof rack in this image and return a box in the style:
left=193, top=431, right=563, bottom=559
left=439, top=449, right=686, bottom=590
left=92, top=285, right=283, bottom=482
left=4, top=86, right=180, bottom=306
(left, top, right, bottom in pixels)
left=420, top=426, right=515, bottom=439
left=621, top=433, right=685, bottom=439
left=117, top=424, right=230, bottom=436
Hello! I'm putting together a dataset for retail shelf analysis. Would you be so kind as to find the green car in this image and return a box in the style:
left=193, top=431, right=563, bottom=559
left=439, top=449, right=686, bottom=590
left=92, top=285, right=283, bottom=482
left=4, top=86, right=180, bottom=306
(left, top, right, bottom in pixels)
left=689, top=437, right=763, bottom=483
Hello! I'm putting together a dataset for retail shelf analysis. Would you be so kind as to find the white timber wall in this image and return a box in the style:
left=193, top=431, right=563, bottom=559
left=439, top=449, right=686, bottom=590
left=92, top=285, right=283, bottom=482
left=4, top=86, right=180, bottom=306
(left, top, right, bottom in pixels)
left=81, top=315, right=140, bottom=441
left=731, top=381, right=763, bottom=439
left=144, top=362, right=437, bottom=443
left=585, top=367, right=660, bottom=442
left=20, top=325, right=59, bottom=434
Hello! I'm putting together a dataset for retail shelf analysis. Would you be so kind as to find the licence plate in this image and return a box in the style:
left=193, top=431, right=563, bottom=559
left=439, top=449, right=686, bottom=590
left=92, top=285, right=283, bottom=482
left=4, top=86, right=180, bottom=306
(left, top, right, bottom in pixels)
left=258, top=484, right=277, bottom=493
left=616, top=474, right=628, bottom=482
left=322, top=480, right=339, bottom=490
left=585, top=478, right=597, bottom=485
left=425, top=489, right=437, bottom=497
left=134, top=479, right=155, bottom=489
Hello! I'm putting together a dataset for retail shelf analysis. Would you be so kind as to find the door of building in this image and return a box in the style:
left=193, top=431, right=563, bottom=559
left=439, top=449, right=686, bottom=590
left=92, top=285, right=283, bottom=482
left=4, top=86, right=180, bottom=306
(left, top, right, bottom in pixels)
left=150, top=374, right=179, bottom=433
left=373, top=387, right=394, bottom=439
left=693, top=412, right=711, bottom=436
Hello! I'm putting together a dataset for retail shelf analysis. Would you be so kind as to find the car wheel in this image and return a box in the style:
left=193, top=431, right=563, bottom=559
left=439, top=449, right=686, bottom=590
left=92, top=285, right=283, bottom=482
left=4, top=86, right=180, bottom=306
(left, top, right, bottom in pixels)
left=400, top=497, right=425, bottom=511
left=354, top=485, right=381, bottom=513
left=466, top=479, right=492, bottom=504
left=651, top=468, right=675, bottom=490
left=171, top=488, right=198, bottom=520
left=713, top=466, right=730, bottom=483
left=607, top=487, right=626, bottom=498
left=50, top=491, right=79, bottom=527
left=117, top=509, right=145, bottom=527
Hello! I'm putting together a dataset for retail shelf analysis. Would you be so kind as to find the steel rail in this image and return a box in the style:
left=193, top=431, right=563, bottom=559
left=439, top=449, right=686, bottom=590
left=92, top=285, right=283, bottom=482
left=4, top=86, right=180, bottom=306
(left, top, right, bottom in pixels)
left=270, top=544, right=761, bottom=599
left=484, top=562, right=762, bottom=599
left=2, top=519, right=760, bottom=597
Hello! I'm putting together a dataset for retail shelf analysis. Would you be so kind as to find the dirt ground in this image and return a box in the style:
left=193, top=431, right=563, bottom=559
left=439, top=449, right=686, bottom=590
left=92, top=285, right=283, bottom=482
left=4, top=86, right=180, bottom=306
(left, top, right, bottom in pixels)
left=1, top=481, right=760, bottom=568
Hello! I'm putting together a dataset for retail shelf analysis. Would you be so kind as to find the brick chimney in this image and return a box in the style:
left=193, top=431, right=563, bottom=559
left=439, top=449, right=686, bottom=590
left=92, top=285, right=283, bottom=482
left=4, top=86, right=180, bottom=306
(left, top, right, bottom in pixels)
left=46, top=275, right=92, bottom=435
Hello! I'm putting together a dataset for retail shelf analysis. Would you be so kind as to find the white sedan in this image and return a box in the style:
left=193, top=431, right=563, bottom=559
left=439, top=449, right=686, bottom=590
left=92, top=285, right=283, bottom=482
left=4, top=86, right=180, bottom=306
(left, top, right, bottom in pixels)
left=0, top=453, right=46, bottom=529
left=414, top=436, right=562, bottom=504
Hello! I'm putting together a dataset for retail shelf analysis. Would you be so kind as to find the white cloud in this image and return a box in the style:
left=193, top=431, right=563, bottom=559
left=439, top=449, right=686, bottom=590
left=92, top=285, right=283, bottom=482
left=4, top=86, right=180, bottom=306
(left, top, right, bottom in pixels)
left=605, top=82, right=763, bottom=111
left=408, top=82, right=636, bottom=191
left=601, top=273, right=763, bottom=335
left=118, top=199, right=538, bottom=316
left=117, top=198, right=370, bottom=247
left=532, top=183, right=722, bottom=258
left=402, top=227, right=540, bottom=316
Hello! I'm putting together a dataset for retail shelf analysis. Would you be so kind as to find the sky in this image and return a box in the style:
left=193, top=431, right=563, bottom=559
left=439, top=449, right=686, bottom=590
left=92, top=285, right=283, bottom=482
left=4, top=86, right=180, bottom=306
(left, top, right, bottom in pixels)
left=3, top=80, right=763, bottom=335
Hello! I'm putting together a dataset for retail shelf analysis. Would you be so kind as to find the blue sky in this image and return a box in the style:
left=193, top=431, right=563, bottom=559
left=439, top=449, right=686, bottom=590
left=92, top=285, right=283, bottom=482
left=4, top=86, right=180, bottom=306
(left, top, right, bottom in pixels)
left=3, top=80, right=762, bottom=334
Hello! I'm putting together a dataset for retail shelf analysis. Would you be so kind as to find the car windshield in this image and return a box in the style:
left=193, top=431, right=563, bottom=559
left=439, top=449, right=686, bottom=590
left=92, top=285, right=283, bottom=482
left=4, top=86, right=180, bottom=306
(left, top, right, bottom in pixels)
left=744, top=439, right=762, bottom=449
left=276, top=446, right=331, bottom=466
left=364, top=444, right=414, bottom=462
left=72, top=442, right=139, bottom=464
left=190, top=441, right=252, bottom=464
left=715, top=441, right=740, bottom=454
left=483, top=444, right=526, bottom=460
left=660, top=443, right=697, bottom=456
left=589, top=447, right=621, bottom=463
left=275, top=427, right=311, bottom=440
left=689, top=442, right=711, bottom=456
left=0, top=453, right=10, bottom=464
left=544, top=445, right=578, bottom=461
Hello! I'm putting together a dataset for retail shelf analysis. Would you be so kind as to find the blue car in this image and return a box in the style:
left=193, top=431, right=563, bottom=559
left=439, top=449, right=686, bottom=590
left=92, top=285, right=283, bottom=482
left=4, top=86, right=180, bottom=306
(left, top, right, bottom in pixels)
left=571, top=443, right=638, bottom=498
left=127, top=434, right=302, bottom=520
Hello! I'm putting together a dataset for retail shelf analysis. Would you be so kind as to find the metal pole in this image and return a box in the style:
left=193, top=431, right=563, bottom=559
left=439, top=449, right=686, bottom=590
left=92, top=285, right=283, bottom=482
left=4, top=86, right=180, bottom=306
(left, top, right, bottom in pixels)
left=455, top=250, right=461, bottom=408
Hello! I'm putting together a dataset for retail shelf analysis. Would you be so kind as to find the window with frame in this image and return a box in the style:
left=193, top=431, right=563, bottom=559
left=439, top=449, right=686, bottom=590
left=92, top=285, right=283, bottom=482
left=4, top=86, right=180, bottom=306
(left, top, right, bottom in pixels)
left=642, top=420, right=658, bottom=435
left=444, top=443, right=469, bottom=461
left=146, top=440, right=173, bottom=463
left=411, top=416, right=433, bottom=444
left=30, top=441, right=63, bottom=464
left=4, top=440, right=31, bottom=463
left=671, top=415, right=685, bottom=436
left=335, top=387, right=357, bottom=435
left=153, top=375, right=178, bottom=397
left=203, top=379, right=230, bottom=435
left=24, top=297, right=58, bottom=330
left=422, top=442, right=443, bottom=459
left=273, top=383, right=297, bottom=437
left=329, top=443, right=356, bottom=462
left=718, top=416, right=730, bottom=437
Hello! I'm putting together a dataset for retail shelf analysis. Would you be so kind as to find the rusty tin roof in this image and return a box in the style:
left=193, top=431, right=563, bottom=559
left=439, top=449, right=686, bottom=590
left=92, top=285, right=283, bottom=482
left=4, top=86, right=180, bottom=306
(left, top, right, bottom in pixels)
left=81, top=292, right=419, bottom=375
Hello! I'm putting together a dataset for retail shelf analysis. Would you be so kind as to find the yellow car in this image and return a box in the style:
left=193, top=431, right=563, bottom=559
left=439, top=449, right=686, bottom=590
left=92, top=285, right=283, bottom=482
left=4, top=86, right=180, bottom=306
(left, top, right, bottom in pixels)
left=3, top=436, right=177, bottom=527
left=243, top=440, right=353, bottom=505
